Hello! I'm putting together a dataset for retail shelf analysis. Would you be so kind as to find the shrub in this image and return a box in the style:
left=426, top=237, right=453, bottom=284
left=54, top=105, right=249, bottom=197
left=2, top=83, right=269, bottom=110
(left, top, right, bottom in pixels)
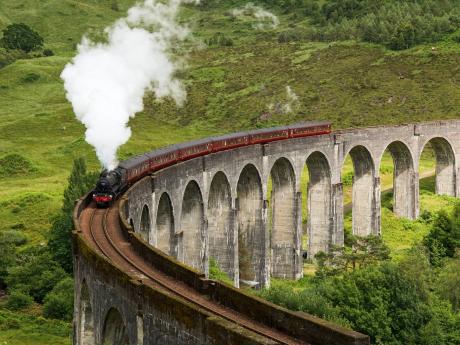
left=21, top=72, right=40, bottom=83
left=206, top=33, right=233, bottom=47
left=424, top=205, right=460, bottom=265
left=6, top=249, right=67, bottom=303
left=111, top=1, right=120, bottom=11
left=43, top=277, right=74, bottom=321
left=278, top=30, right=302, bottom=43
left=0, top=153, right=37, bottom=177
left=208, top=258, right=232, bottom=284
left=1, top=23, right=44, bottom=52
left=43, top=49, right=54, bottom=56
left=6, top=290, right=33, bottom=310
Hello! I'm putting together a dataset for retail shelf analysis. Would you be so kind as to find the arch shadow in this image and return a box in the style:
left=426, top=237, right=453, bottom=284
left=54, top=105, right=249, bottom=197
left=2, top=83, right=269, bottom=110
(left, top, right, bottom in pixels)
left=179, top=181, right=204, bottom=270
left=156, top=192, right=174, bottom=255
left=237, top=164, right=264, bottom=284
left=208, top=171, right=233, bottom=278
left=269, top=158, right=296, bottom=279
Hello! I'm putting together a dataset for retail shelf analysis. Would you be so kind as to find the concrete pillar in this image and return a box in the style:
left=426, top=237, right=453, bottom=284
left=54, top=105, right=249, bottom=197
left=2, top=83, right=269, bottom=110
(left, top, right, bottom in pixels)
left=180, top=181, right=204, bottom=270
left=388, top=142, right=417, bottom=220
left=269, top=158, right=297, bottom=280
left=306, top=152, right=333, bottom=259
left=429, top=138, right=457, bottom=197
left=372, top=177, right=381, bottom=235
left=262, top=199, right=270, bottom=288
left=294, top=191, right=303, bottom=279
left=456, top=166, right=460, bottom=198
left=207, top=173, right=233, bottom=279
left=202, top=215, right=208, bottom=277
left=331, top=183, right=344, bottom=247
left=236, top=165, right=264, bottom=287
left=230, top=204, right=239, bottom=287
left=413, top=170, right=419, bottom=219
left=155, top=193, right=174, bottom=255
left=307, top=180, right=332, bottom=259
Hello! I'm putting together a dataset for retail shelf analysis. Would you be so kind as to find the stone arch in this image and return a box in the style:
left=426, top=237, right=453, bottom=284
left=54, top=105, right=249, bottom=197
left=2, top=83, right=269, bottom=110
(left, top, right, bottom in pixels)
left=305, top=151, right=332, bottom=258
left=179, top=180, right=204, bottom=270
left=139, top=205, right=150, bottom=242
left=237, top=164, right=264, bottom=284
left=383, top=141, right=416, bottom=219
left=269, top=158, right=296, bottom=279
left=102, top=308, right=128, bottom=345
left=79, top=281, right=95, bottom=345
left=343, top=145, right=376, bottom=236
left=208, top=171, right=233, bottom=277
left=156, top=193, right=174, bottom=255
left=421, top=137, right=456, bottom=196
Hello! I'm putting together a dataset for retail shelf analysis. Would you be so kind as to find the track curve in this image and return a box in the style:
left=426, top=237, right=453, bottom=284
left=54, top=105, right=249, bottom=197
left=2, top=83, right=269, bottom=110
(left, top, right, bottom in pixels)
left=80, top=201, right=308, bottom=345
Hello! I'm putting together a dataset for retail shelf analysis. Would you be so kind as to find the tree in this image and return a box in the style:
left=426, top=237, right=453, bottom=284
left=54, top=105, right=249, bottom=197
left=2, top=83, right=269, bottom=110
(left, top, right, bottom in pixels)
left=1, top=23, right=43, bottom=52
left=320, top=263, right=432, bottom=344
left=0, top=233, right=17, bottom=289
left=43, top=277, right=74, bottom=321
left=424, top=205, right=460, bottom=265
left=6, top=248, right=67, bottom=303
left=47, top=158, right=97, bottom=272
left=315, top=235, right=390, bottom=278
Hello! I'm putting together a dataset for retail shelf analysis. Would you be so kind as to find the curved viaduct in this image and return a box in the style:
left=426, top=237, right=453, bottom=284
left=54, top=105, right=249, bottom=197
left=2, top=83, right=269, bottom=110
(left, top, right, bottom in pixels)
left=74, top=120, right=459, bottom=345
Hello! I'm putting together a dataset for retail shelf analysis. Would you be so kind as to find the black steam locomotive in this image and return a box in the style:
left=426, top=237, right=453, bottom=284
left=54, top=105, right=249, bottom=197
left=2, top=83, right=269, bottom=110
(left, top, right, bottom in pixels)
left=92, top=121, right=332, bottom=208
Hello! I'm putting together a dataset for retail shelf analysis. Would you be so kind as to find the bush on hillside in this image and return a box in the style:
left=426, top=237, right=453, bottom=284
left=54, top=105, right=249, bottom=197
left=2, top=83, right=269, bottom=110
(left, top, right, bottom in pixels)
left=0, top=232, right=18, bottom=289
left=43, top=48, right=54, bottom=57
left=0, top=153, right=37, bottom=177
left=424, top=204, right=460, bottom=265
left=6, top=290, right=33, bottom=310
left=205, top=32, right=233, bottom=47
left=43, top=277, right=74, bottom=321
left=5, top=248, right=67, bottom=303
left=1, top=23, right=44, bottom=53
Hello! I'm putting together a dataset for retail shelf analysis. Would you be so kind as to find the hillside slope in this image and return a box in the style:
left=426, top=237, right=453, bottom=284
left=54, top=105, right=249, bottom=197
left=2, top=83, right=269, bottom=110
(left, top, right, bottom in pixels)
left=0, top=0, right=459, bottom=247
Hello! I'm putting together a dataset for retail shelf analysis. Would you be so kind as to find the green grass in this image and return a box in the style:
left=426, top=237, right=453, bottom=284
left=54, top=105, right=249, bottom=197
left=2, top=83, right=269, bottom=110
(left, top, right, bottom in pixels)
left=0, top=308, right=71, bottom=345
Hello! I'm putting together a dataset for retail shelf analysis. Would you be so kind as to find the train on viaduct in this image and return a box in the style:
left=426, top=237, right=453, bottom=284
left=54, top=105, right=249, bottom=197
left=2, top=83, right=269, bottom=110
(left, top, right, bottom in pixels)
left=73, top=120, right=460, bottom=345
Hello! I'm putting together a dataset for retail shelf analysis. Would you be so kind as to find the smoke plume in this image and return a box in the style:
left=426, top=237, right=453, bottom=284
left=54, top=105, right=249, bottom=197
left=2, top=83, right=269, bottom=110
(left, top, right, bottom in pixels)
left=267, top=86, right=299, bottom=115
left=231, top=3, right=279, bottom=29
left=61, top=0, right=194, bottom=170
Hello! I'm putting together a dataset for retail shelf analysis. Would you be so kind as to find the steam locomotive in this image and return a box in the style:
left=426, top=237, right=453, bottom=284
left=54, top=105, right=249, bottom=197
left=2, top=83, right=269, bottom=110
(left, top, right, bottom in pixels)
left=92, top=121, right=331, bottom=208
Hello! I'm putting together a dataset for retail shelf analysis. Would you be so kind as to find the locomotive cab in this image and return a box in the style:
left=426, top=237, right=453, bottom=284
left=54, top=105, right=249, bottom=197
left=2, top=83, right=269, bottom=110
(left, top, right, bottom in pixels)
left=93, top=169, right=122, bottom=208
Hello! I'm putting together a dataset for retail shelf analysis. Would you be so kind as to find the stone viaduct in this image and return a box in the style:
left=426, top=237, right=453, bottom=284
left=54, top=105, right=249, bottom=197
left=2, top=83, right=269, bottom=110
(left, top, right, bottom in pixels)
left=124, top=120, right=460, bottom=287
left=73, top=120, right=460, bottom=345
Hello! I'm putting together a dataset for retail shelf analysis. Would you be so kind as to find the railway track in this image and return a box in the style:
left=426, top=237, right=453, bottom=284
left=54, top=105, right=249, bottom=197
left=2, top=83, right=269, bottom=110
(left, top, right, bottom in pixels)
left=81, top=202, right=308, bottom=345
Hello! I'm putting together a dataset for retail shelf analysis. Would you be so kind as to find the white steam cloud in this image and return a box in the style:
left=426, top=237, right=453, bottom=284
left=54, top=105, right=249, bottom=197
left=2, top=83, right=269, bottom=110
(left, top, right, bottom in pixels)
left=267, top=86, right=299, bottom=115
left=283, top=85, right=299, bottom=113
left=61, top=0, right=194, bottom=170
left=231, top=3, right=279, bottom=29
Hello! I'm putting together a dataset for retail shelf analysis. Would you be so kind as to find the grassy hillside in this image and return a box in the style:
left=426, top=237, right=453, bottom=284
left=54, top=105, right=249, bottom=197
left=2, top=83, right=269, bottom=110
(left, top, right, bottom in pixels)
left=1, top=0, right=460, bottom=343
left=1, top=0, right=459, bottom=243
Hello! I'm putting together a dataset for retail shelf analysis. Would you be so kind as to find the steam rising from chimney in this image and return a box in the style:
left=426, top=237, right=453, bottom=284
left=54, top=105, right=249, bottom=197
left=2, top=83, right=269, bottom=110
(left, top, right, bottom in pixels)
left=61, top=0, right=194, bottom=170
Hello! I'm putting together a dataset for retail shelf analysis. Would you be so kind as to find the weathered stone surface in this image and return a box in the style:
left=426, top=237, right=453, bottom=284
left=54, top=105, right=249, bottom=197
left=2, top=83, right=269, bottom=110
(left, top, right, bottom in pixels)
left=125, top=120, right=460, bottom=285
left=75, top=120, right=457, bottom=344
